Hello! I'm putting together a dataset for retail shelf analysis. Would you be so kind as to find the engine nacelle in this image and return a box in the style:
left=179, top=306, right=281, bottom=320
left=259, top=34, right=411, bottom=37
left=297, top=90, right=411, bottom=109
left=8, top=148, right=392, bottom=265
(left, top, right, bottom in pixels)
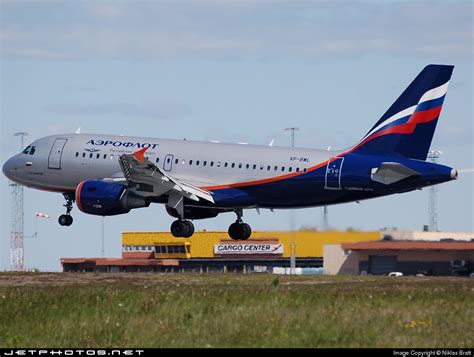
left=165, top=205, right=220, bottom=220
left=76, top=180, right=149, bottom=216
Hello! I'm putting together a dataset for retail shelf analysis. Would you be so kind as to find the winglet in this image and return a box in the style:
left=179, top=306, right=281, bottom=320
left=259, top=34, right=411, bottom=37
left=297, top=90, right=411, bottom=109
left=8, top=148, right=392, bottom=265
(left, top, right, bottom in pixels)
left=132, top=147, right=148, bottom=163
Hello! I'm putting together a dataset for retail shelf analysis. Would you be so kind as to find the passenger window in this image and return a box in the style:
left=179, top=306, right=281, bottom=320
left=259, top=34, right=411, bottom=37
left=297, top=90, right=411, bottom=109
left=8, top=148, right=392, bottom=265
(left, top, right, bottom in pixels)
left=156, top=157, right=160, bottom=163
left=253, top=164, right=256, bottom=170
left=75, top=152, right=79, bottom=157
left=267, top=165, right=271, bottom=171
left=210, top=161, right=214, bottom=167
left=167, top=158, right=171, bottom=163
left=96, top=153, right=100, bottom=159
left=103, top=154, right=107, bottom=159
left=189, top=160, right=193, bottom=165
left=196, top=160, right=200, bottom=166
left=203, top=161, right=207, bottom=166
left=217, top=162, right=221, bottom=167
left=182, top=160, right=186, bottom=165
left=110, top=155, right=114, bottom=160
left=231, top=163, right=235, bottom=168
left=296, top=167, right=300, bottom=172
left=246, top=164, right=249, bottom=169
left=82, top=153, right=86, bottom=158
left=281, top=166, right=285, bottom=171
left=224, top=162, right=228, bottom=168
left=303, top=168, right=307, bottom=173
left=238, top=163, right=242, bottom=169
left=274, top=166, right=278, bottom=171
left=89, top=153, right=93, bottom=158
left=260, top=165, right=264, bottom=170
left=289, top=167, right=293, bottom=172
left=175, top=159, right=179, bottom=164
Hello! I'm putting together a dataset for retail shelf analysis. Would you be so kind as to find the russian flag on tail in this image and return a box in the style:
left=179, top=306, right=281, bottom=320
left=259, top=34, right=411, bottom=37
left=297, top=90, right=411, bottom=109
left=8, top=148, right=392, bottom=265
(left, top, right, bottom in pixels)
left=354, top=64, right=454, bottom=160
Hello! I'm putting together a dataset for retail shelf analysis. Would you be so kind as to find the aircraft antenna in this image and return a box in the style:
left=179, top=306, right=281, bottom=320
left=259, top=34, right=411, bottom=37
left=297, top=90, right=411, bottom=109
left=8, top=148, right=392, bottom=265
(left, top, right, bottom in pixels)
left=427, top=150, right=441, bottom=231
left=10, top=132, right=28, bottom=271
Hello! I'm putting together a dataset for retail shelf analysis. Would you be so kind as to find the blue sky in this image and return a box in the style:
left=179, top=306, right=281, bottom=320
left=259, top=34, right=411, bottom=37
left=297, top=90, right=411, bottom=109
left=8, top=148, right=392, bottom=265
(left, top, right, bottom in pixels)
left=1, top=1, right=473, bottom=271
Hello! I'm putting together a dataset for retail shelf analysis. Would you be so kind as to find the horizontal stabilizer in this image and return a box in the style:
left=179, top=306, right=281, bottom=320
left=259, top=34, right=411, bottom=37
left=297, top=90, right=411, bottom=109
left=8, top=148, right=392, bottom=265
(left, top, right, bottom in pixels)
left=371, top=162, right=420, bottom=185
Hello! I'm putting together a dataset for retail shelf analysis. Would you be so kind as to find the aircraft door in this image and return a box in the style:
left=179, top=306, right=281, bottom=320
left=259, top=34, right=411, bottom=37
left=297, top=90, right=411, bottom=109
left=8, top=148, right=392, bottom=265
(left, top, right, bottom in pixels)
left=325, top=157, right=344, bottom=190
left=163, top=154, right=174, bottom=172
left=48, top=138, right=68, bottom=169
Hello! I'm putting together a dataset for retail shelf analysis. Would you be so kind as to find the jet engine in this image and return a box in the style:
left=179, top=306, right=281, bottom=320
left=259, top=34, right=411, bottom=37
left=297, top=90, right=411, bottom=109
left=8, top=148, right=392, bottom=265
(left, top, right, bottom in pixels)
left=76, top=180, right=149, bottom=216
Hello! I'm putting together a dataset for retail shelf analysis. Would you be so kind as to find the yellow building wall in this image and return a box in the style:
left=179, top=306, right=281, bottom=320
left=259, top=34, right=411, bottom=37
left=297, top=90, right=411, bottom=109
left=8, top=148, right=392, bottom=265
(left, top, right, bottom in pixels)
left=123, top=231, right=379, bottom=258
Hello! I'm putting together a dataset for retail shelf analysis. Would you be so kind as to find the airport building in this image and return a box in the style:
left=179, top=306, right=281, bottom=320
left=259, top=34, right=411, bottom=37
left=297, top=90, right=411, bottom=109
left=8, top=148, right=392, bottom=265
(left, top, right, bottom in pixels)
left=61, top=230, right=378, bottom=273
left=324, top=230, right=474, bottom=276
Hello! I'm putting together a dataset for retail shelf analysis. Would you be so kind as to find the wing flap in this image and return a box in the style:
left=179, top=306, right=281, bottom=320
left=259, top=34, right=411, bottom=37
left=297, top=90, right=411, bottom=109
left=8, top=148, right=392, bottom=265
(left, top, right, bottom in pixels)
left=118, top=150, right=215, bottom=203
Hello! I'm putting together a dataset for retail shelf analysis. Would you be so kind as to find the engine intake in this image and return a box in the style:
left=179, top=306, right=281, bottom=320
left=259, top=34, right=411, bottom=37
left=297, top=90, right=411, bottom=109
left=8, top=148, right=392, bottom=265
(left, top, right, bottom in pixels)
left=76, top=180, right=149, bottom=216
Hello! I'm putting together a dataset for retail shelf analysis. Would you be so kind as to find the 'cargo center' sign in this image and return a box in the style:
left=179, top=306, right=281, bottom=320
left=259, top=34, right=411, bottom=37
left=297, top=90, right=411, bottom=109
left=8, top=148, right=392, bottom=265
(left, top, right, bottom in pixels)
left=214, top=244, right=284, bottom=255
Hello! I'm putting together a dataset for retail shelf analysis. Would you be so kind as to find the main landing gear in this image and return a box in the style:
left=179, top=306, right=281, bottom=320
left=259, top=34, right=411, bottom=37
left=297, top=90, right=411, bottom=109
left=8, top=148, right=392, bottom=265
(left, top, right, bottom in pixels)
left=170, top=219, right=195, bottom=238
left=228, top=209, right=252, bottom=240
left=58, top=193, right=74, bottom=226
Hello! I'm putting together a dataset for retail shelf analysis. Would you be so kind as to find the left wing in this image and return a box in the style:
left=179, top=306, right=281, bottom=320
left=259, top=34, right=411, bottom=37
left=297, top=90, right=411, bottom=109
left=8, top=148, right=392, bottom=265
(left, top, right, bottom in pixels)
left=117, top=147, right=215, bottom=204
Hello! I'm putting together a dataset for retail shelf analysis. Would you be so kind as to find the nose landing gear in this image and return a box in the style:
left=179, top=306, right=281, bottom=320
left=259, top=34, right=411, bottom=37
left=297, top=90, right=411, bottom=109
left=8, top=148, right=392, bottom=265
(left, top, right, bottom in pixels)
left=58, top=193, right=74, bottom=226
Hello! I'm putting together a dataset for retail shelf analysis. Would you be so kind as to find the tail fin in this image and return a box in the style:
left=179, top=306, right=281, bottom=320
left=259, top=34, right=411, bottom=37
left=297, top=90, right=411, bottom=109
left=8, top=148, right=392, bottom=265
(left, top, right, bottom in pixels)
left=354, top=64, right=454, bottom=160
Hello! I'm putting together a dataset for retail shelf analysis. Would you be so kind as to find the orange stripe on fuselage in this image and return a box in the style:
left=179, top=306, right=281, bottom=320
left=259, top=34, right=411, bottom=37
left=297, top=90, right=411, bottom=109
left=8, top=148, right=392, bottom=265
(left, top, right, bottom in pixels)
left=202, top=160, right=329, bottom=191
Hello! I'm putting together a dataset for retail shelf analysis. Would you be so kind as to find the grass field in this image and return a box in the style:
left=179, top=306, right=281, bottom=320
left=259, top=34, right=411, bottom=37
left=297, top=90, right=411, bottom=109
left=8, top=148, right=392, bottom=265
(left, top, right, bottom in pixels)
left=0, top=273, right=473, bottom=348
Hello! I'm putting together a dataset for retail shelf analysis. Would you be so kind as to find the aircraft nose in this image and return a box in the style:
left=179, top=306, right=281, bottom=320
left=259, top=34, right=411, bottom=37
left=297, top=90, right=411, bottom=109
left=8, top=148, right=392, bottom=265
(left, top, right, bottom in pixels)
left=2, top=156, right=17, bottom=181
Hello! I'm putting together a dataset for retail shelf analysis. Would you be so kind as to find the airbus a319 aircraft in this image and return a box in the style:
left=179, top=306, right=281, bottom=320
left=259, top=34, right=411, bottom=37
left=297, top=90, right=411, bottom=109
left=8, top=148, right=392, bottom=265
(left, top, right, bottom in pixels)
left=3, top=64, right=458, bottom=240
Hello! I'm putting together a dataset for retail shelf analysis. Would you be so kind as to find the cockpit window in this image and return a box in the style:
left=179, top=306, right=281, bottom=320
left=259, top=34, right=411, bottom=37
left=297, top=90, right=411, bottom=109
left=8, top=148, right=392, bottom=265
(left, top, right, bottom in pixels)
left=22, top=146, right=36, bottom=155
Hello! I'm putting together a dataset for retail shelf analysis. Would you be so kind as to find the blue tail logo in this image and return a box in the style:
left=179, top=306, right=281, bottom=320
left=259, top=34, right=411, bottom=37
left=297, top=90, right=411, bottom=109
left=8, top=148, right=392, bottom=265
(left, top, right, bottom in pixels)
left=354, top=64, right=454, bottom=160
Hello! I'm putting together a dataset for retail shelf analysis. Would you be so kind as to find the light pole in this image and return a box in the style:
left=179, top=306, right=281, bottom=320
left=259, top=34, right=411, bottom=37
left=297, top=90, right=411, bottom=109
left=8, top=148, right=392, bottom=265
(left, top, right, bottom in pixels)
left=285, top=127, right=299, bottom=274
left=427, top=150, right=442, bottom=231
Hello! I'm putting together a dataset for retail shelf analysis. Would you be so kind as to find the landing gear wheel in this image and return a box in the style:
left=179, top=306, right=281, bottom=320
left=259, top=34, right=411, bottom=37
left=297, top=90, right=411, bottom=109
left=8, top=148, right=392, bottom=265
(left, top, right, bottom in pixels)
left=171, top=220, right=195, bottom=238
left=228, top=222, right=252, bottom=240
left=58, top=214, right=73, bottom=226
left=182, top=221, right=195, bottom=238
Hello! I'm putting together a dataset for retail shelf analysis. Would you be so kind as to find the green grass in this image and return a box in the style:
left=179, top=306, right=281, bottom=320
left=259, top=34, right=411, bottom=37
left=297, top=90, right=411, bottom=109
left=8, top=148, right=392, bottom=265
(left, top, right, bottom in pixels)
left=0, top=273, right=473, bottom=348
